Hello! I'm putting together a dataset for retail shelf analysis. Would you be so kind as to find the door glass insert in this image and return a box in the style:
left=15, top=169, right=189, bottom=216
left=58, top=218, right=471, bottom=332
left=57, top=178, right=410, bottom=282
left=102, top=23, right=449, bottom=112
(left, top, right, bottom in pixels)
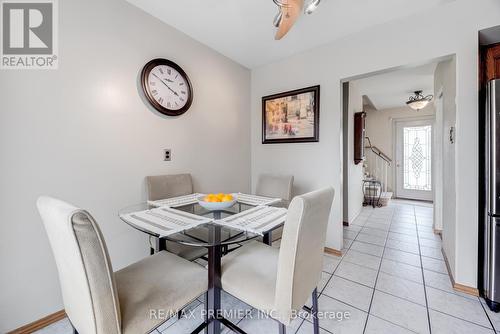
left=403, top=125, right=432, bottom=191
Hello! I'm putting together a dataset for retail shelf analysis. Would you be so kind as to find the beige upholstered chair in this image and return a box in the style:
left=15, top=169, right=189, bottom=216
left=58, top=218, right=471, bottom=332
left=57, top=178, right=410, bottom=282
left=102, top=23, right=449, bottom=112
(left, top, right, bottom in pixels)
left=255, top=173, right=294, bottom=243
left=37, top=197, right=207, bottom=334
left=221, top=187, right=335, bottom=333
left=146, top=173, right=207, bottom=261
left=255, top=173, right=294, bottom=207
left=146, top=173, right=194, bottom=201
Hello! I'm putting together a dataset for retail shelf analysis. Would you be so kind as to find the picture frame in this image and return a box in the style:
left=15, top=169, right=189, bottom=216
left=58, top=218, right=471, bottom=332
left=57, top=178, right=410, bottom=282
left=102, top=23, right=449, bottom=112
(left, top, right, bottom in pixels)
left=262, top=85, right=320, bottom=144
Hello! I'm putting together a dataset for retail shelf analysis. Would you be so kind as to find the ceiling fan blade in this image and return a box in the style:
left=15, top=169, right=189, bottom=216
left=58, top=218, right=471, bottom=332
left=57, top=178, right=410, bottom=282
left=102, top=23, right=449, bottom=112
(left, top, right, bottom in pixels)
left=275, top=0, right=303, bottom=40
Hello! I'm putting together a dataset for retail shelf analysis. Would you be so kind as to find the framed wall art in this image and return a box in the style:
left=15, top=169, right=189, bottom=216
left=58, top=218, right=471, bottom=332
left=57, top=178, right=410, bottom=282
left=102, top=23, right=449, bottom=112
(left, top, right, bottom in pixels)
left=262, top=85, right=320, bottom=144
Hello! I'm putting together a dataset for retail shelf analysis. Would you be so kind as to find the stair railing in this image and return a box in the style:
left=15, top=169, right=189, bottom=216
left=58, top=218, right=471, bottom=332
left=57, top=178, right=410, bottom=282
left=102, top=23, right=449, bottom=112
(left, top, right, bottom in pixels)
left=364, top=137, right=392, bottom=193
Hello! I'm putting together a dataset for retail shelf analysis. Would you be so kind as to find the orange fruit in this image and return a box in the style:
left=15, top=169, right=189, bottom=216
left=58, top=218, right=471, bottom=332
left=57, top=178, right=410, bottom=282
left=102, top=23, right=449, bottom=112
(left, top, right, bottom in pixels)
left=222, top=195, right=233, bottom=202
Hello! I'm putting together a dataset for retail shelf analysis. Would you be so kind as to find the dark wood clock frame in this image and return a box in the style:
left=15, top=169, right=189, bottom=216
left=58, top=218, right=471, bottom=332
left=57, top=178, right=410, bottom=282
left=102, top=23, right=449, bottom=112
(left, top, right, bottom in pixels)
left=140, top=58, right=194, bottom=116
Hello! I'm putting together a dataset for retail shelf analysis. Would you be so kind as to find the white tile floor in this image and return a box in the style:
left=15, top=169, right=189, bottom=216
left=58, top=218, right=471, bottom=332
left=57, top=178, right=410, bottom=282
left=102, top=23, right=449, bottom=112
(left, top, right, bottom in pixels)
left=36, top=201, right=500, bottom=334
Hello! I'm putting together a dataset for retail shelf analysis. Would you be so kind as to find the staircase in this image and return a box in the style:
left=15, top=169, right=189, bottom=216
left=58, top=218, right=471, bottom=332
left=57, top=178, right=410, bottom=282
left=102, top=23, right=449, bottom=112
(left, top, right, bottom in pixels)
left=364, top=137, right=393, bottom=207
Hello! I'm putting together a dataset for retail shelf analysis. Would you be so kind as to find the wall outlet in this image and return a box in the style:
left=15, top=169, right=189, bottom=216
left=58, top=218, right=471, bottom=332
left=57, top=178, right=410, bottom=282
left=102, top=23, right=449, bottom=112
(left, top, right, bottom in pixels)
left=164, top=149, right=171, bottom=161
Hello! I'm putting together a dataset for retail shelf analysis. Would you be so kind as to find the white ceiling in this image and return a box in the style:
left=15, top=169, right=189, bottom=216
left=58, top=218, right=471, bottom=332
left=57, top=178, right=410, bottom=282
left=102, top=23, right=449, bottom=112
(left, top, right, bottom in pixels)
left=125, top=0, right=454, bottom=69
left=352, top=62, right=437, bottom=111
left=479, top=25, right=500, bottom=45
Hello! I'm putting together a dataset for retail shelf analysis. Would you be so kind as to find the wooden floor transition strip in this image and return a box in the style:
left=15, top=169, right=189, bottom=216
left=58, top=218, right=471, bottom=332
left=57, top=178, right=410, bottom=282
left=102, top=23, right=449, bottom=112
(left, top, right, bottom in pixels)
left=453, top=282, right=480, bottom=296
left=8, top=310, right=66, bottom=334
left=324, top=247, right=342, bottom=257
left=441, top=248, right=479, bottom=297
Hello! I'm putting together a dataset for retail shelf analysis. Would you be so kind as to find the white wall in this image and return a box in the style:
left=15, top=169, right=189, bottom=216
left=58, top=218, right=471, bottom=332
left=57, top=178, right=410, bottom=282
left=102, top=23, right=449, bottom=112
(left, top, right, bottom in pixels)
left=434, top=58, right=458, bottom=275
left=346, top=82, right=364, bottom=223
left=0, top=0, right=250, bottom=331
left=365, top=105, right=435, bottom=192
left=251, top=0, right=500, bottom=286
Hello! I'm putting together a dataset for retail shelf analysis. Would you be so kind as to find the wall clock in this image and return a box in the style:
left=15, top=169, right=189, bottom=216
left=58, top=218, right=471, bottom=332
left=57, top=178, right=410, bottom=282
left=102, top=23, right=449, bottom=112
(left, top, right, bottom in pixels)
left=141, top=58, right=193, bottom=116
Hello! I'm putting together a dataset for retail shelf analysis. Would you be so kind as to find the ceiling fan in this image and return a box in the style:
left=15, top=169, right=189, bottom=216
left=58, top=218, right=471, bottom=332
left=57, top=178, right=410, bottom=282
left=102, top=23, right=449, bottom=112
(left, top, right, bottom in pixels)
left=272, top=0, right=321, bottom=40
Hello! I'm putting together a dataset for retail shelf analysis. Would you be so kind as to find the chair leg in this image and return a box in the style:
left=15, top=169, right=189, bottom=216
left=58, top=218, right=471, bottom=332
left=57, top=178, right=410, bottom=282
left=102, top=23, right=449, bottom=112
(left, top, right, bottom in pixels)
left=279, top=323, right=286, bottom=334
left=149, top=235, right=157, bottom=255
left=311, top=288, right=319, bottom=334
left=263, top=231, right=272, bottom=245
left=204, top=291, right=208, bottom=334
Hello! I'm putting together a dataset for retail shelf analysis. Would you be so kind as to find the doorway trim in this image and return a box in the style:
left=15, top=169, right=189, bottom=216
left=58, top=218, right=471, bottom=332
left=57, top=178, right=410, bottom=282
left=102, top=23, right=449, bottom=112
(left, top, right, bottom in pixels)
left=338, top=54, right=454, bottom=249
left=434, top=89, right=444, bottom=231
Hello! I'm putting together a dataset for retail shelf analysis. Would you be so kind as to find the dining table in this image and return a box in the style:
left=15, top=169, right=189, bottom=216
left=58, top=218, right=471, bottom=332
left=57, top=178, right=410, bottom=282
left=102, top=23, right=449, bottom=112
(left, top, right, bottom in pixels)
left=119, top=193, right=287, bottom=334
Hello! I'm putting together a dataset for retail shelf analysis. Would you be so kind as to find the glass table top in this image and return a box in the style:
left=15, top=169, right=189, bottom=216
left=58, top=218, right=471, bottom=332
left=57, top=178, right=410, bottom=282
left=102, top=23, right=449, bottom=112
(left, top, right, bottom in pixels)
left=119, top=202, right=259, bottom=247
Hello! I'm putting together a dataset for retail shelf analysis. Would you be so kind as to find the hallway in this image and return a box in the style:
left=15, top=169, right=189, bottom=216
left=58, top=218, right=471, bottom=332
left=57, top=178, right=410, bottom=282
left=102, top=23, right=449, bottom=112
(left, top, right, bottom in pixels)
left=340, top=201, right=497, bottom=333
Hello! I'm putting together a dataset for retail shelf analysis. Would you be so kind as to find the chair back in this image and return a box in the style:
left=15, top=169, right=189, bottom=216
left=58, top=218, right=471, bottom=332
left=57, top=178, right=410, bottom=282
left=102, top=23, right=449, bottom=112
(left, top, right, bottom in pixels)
left=255, top=174, right=294, bottom=203
left=146, top=174, right=193, bottom=201
left=274, top=187, right=334, bottom=324
left=37, top=197, right=121, bottom=334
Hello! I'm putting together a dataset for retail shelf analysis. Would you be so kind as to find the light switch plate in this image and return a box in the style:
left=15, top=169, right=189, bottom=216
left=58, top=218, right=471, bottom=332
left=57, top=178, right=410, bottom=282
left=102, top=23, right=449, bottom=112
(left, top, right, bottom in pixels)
left=164, top=149, right=171, bottom=161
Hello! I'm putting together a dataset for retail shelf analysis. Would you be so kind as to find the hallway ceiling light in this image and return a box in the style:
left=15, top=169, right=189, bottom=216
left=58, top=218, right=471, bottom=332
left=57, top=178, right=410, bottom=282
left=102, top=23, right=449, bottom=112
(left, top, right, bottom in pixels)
left=272, top=0, right=321, bottom=40
left=406, top=90, right=434, bottom=111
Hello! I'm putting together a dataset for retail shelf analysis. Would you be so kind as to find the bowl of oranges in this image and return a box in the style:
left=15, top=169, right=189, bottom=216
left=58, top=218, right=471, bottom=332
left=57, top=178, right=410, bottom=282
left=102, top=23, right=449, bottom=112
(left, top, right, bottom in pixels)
left=198, top=193, right=237, bottom=211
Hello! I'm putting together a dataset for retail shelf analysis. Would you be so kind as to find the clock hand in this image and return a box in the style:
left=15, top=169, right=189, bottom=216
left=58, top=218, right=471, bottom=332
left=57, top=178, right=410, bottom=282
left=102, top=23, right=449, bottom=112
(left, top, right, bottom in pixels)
left=152, top=73, right=179, bottom=96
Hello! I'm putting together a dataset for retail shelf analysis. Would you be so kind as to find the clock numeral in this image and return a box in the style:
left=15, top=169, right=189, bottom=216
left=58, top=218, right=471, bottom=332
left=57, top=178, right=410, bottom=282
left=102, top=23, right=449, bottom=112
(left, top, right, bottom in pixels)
left=167, top=102, right=171, bottom=108
left=175, top=102, right=178, bottom=106
left=180, top=97, right=185, bottom=102
left=181, top=91, right=186, bottom=95
left=151, top=89, right=158, bottom=95
left=179, top=82, right=184, bottom=86
left=159, top=97, right=164, bottom=104
left=159, top=68, right=164, bottom=74
left=167, top=69, right=171, bottom=75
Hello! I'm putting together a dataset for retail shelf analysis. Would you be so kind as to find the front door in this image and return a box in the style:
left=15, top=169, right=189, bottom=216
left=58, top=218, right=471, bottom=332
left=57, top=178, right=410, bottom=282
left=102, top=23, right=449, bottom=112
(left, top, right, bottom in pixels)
left=395, top=119, right=434, bottom=201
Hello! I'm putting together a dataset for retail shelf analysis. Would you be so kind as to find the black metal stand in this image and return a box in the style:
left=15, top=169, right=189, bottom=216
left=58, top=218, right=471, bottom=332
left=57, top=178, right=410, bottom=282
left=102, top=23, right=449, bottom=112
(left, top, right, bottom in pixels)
left=219, top=318, right=248, bottom=334
left=363, top=179, right=382, bottom=208
left=191, top=320, right=211, bottom=334
left=191, top=234, right=249, bottom=334
left=207, top=224, right=222, bottom=334
left=171, top=210, right=318, bottom=334
left=188, top=286, right=320, bottom=334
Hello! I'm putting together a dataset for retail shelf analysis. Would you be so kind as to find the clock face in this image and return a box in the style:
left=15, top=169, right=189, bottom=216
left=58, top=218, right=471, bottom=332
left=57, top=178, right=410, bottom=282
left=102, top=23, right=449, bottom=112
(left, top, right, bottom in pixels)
left=141, top=59, right=193, bottom=116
